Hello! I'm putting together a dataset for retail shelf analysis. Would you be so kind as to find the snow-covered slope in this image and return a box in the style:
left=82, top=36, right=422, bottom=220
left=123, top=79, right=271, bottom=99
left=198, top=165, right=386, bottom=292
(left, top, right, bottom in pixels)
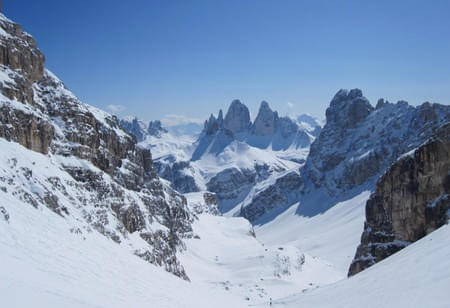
left=0, top=184, right=242, bottom=308
left=256, top=191, right=371, bottom=274
left=256, top=224, right=450, bottom=308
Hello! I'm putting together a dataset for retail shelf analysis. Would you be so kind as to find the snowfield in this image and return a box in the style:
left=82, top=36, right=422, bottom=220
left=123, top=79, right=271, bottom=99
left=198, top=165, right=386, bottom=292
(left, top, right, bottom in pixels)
left=256, top=191, right=371, bottom=273
left=256, top=224, right=450, bottom=308
left=179, top=207, right=342, bottom=306
left=0, top=195, right=243, bottom=308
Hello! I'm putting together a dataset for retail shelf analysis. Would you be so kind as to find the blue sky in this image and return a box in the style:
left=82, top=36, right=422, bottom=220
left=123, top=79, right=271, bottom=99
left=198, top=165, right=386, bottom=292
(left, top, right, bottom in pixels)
left=4, top=0, right=450, bottom=124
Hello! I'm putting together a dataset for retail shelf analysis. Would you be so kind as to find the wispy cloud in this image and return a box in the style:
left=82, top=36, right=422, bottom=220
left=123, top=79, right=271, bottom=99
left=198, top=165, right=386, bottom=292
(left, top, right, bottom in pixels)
left=287, top=102, right=294, bottom=109
left=106, top=104, right=125, bottom=115
left=161, top=114, right=204, bottom=127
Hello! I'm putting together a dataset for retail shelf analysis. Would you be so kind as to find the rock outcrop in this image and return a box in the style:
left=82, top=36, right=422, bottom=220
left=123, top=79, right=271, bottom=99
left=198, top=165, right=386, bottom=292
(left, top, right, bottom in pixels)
left=251, top=101, right=278, bottom=136
left=154, top=159, right=199, bottom=193
left=349, top=123, right=450, bottom=276
left=240, top=171, right=304, bottom=223
left=119, top=117, right=146, bottom=142
left=223, top=99, right=251, bottom=134
left=147, top=120, right=167, bottom=137
left=206, top=167, right=260, bottom=212
left=119, top=118, right=168, bottom=141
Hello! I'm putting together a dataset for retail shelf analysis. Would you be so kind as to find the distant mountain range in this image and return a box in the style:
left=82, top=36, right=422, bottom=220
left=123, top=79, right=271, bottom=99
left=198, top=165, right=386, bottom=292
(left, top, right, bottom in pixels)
left=120, top=101, right=322, bottom=212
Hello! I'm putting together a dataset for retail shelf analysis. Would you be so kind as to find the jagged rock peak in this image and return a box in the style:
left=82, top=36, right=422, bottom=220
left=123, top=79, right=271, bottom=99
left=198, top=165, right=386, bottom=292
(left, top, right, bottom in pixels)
left=204, top=113, right=219, bottom=135
left=148, top=120, right=167, bottom=137
left=223, top=99, right=251, bottom=134
left=251, top=101, right=279, bottom=136
left=217, top=109, right=224, bottom=125
left=326, top=88, right=374, bottom=129
left=119, top=117, right=146, bottom=142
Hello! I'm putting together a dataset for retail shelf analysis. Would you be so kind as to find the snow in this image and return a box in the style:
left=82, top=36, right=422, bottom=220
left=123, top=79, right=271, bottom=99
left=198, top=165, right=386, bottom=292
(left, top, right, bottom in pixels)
left=256, top=224, right=450, bottom=308
left=192, top=140, right=300, bottom=183
left=140, top=131, right=196, bottom=162
left=256, top=191, right=371, bottom=273
left=0, top=195, right=243, bottom=308
left=178, top=213, right=342, bottom=306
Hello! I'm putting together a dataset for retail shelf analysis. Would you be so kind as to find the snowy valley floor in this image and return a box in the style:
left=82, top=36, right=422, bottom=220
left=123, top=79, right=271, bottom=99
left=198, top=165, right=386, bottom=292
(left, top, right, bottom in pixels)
left=2, top=188, right=450, bottom=307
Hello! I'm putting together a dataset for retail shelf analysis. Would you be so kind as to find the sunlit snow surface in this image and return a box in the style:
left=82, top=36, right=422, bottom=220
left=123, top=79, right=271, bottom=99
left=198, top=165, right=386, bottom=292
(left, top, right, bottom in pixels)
left=255, top=224, right=450, bottom=308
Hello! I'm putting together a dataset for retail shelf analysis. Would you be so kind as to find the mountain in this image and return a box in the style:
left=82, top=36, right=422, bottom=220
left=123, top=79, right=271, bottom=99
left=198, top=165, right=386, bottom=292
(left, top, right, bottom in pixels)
left=240, top=89, right=450, bottom=223
left=195, top=100, right=317, bottom=157
left=297, top=113, right=322, bottom=137
left=0, top=12, right=193, bottom=279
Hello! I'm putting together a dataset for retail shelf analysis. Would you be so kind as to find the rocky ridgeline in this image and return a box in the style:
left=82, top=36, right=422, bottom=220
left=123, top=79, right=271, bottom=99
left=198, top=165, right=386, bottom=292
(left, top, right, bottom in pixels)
left=119, top=117, right=168, bottom=142
left=304, top=89, right=450, bottom=195
left=240, top=89, right=450, bottom=222
left=349, top=123, right=450, bottom=276
left=200, top=99, right=318, bottom=145
left=0, top=13, right=194, bottom=279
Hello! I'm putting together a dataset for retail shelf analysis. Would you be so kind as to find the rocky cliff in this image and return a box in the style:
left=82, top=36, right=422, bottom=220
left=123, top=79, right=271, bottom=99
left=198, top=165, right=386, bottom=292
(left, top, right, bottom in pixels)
left=0, top=13, right=193, bottom=279
left=251, top=101, right=278, bottom=136
left=348, top=123, right=450, bottom=276
left=223, top=99, right=251, bottom=134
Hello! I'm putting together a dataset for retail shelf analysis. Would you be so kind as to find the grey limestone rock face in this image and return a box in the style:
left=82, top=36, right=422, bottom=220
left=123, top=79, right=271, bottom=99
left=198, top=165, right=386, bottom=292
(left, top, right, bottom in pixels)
left=154, top=159, right=199, bottom=193
left=147, top=120, right=167, bottom=137
left=206, top=165, right=273, bottom=212
left=119, top=117, right=146, bottom=142
left=223, top=99, right=251, bottom=135
left=240, top=171, right=304, bottom=223
left=119, top=118, right=168, bottom=141
left=204, top=113, right=220, bottom=135
left=349, top=123, right=450, bottom=276
left=251, top=101, right=279, bottom=136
